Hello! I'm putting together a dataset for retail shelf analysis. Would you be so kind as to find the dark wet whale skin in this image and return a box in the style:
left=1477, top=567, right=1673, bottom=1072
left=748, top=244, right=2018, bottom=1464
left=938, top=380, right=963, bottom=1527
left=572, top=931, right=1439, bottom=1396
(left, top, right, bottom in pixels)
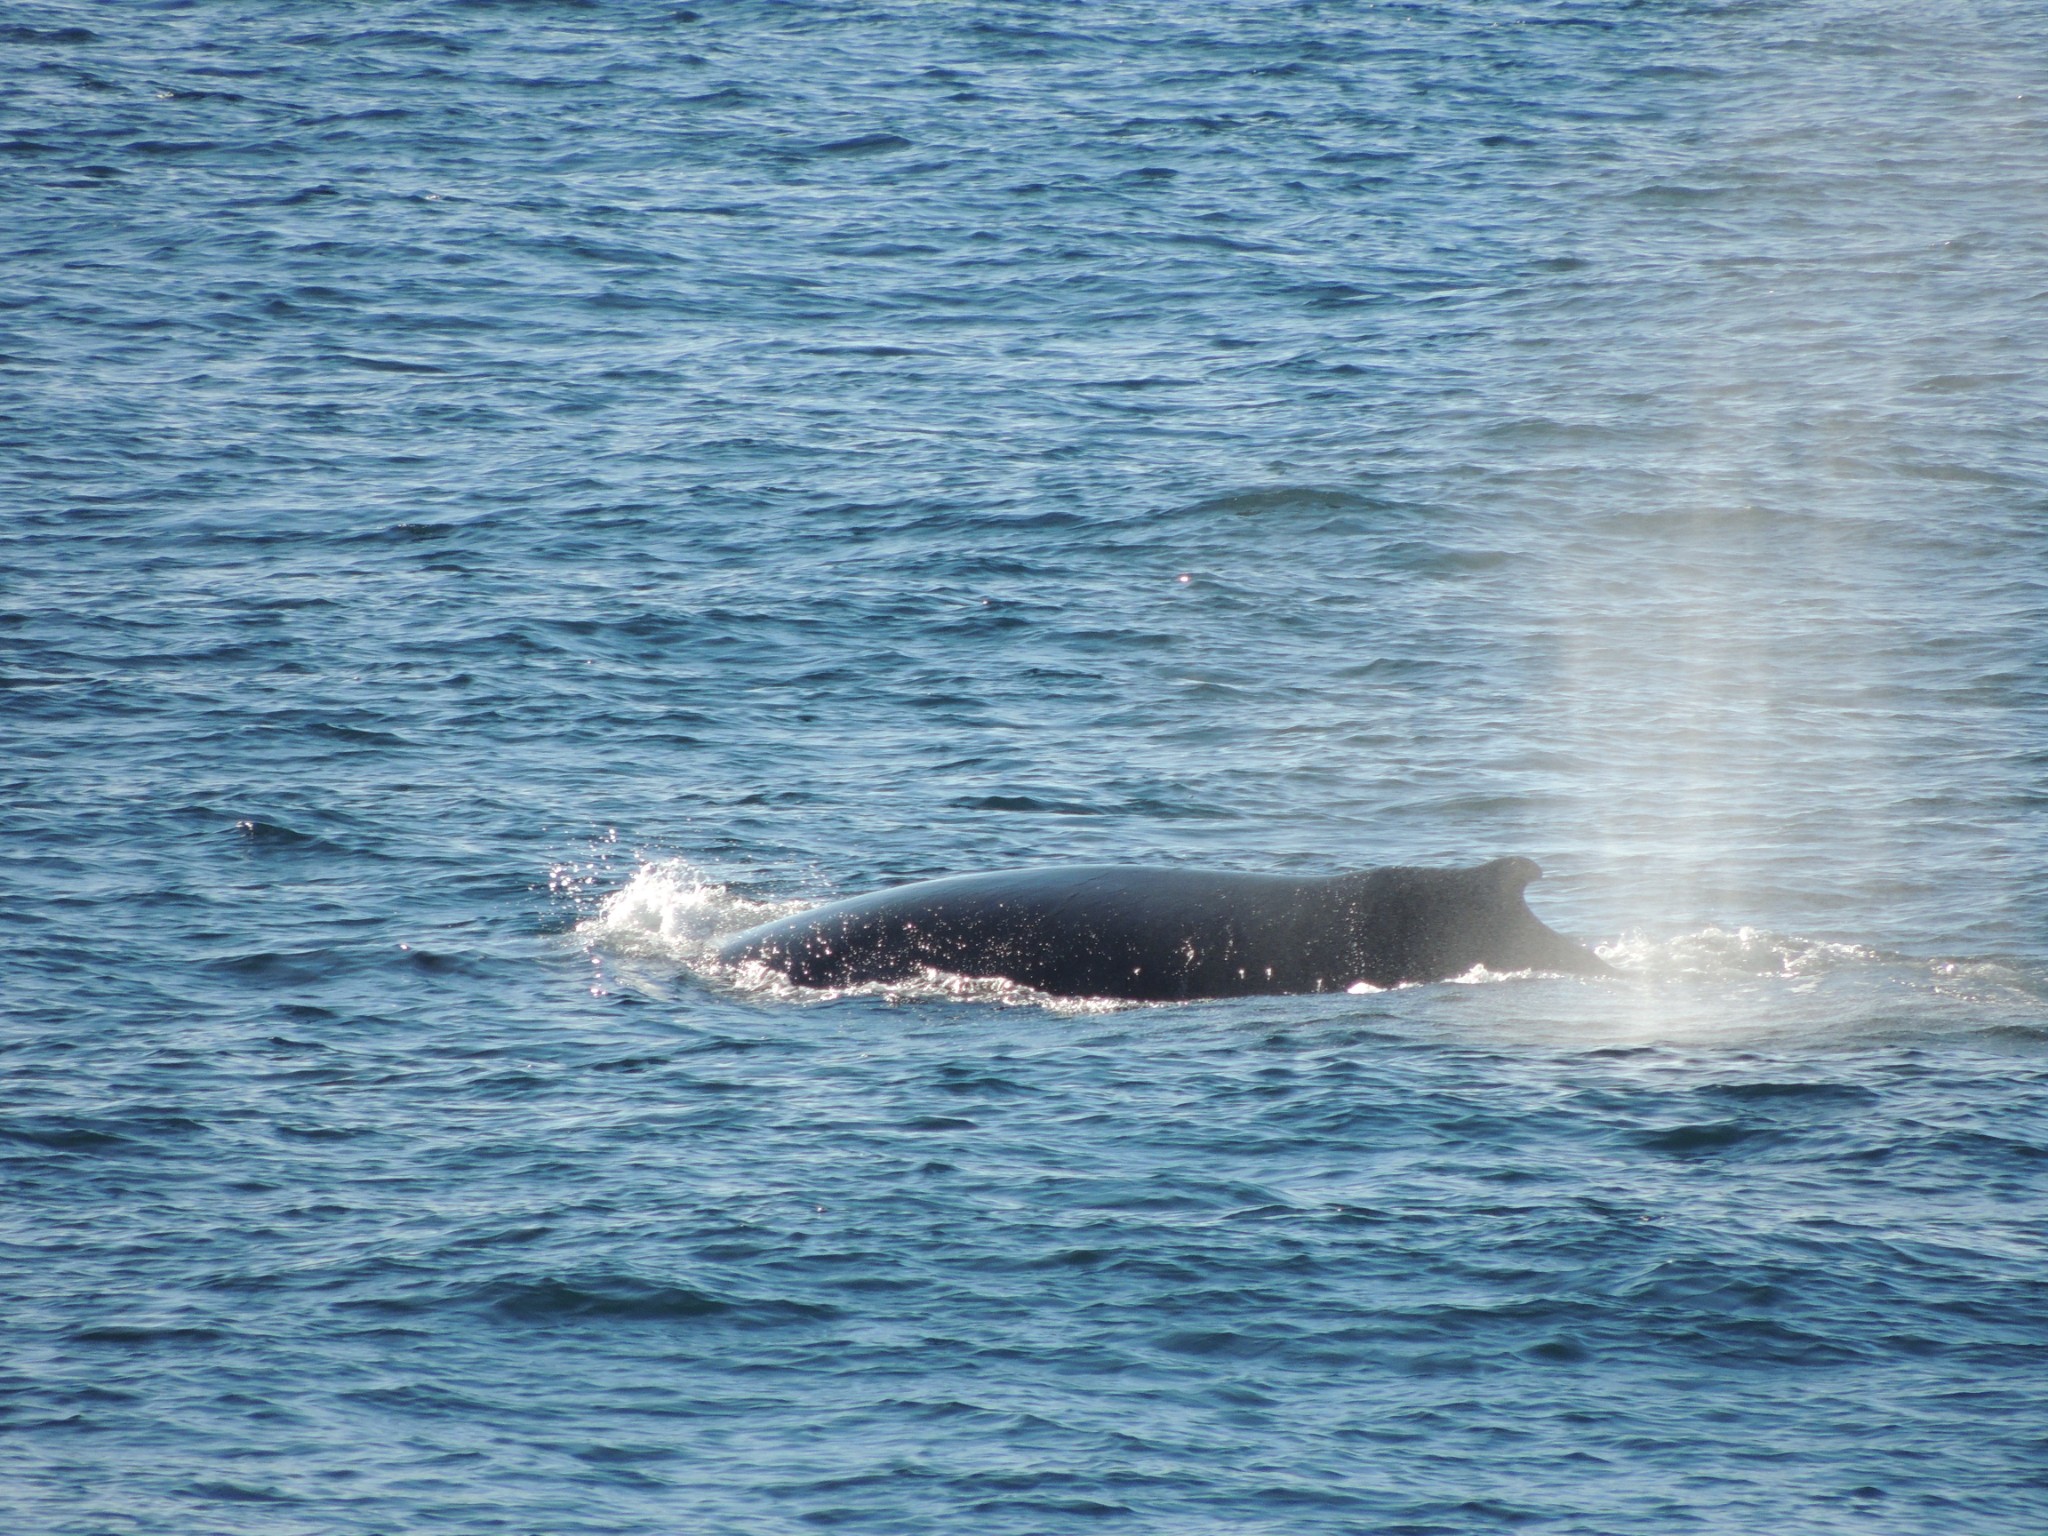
left=719, top=857, right=1611, bottom=1001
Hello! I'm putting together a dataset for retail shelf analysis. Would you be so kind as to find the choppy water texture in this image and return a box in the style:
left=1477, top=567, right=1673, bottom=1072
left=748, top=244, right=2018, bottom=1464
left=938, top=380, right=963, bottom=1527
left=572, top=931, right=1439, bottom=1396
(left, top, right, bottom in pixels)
left=6, top=1, right=2048, bottom=1531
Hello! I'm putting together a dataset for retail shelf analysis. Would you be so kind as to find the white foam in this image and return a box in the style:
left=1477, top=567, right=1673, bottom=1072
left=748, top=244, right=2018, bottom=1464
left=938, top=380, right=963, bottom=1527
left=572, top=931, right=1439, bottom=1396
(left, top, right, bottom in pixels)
left=728, top=958, right=1132, bottom=1013
left=576, top=859, right=800, bottom=964
left=1353, top=963, right=1601, bottom=991
left=1595, top=925, right=1879, bottom=984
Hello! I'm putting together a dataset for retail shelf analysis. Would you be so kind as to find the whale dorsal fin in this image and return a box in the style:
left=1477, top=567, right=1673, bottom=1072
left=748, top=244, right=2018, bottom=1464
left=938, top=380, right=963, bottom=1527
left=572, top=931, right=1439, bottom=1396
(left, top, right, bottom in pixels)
left=1478, top=856, right=1543, bottom=897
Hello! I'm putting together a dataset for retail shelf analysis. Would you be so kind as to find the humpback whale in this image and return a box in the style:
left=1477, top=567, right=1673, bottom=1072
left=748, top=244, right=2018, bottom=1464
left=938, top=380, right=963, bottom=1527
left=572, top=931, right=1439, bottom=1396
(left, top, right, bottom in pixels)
left=718, top=857, right=1610, bottom=1001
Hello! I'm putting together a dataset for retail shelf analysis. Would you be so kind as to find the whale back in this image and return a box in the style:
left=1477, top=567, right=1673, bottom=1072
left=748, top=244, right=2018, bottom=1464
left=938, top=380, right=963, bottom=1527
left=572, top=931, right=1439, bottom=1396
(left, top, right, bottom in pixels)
left=720, top=865, right=1342, bottom=999
left=719, top=857, right=1609, bottom=1000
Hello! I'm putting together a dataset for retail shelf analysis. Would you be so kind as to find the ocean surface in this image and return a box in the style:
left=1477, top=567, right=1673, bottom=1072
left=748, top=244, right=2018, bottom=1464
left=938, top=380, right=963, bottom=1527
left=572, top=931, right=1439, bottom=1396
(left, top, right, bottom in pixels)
left=5, top=2, right=2047, bottom=1531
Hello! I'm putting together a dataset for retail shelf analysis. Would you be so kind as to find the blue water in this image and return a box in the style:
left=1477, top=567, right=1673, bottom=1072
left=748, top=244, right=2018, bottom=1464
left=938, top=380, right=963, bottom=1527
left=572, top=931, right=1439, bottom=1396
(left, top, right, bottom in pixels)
left=6, top=2, right=2048, bottom=1531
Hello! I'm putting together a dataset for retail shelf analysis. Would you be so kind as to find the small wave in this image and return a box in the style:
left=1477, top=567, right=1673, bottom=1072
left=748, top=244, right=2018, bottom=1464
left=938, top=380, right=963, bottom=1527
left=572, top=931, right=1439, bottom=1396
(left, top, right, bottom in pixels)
left=1, top=1119, right=135, bottom=1153
left=813, top=132, right=911, bottom=155
left=1631, top=1120, right=1781, bottom=1156
left=948, top=794, right=1102, bottom=815
left=337, top=354, right=446, bottom=375
left=71, top=1323, right=227, bottom=1346
left=0, top=25, right=99, bottom=43
left=1696, top=1080, right=1879, bottom=1105
left=233, top=817, right=348, bottom=853
left=485, top=1277, right=731, bottom=1324
left=179, top=1481, right=291, bottom=1505
left=1177, top=485, right=1388, bottom=518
